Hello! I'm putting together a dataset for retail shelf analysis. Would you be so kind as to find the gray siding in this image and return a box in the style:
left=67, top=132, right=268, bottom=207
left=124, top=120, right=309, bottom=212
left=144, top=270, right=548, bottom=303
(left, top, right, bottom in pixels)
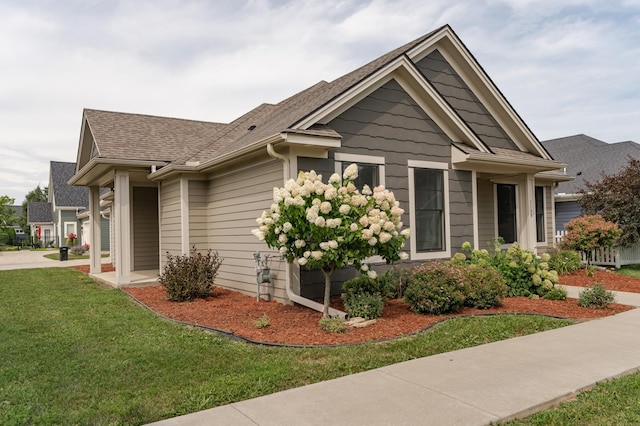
left=100, top=216, right=110, bottom=252
left=555, top=201, right=582, bottom=231
left=132, top=186, right=159, bottom=271
left=207, top=159, right=287, bottom=302
left=477, top=178, right=495, bottom=250
left=189, top=180, right=208, bottom=250
left=415, top=49, right=518, bottom=151
left=159, top=179, right=182, bottom=260
left=449, top=169, right=474, bottom=250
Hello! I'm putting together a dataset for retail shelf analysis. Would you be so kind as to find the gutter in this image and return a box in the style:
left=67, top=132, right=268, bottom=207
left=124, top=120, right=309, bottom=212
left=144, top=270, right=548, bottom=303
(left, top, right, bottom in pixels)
left=266, top=143, right=345, bottom=318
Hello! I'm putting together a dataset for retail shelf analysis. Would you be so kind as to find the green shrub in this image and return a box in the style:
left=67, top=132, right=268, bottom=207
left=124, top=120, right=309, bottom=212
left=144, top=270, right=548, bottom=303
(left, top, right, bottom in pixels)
left=376, top=267, right=412, bottom=299
left=460, top=264, right=507, bottom=309
left=404, top=262, right=465, bottom=315
left=578, top=284, right=615, bottom=308
left=344, top=292, right=384, bottom=319
left=547, top=249, right=583, bottom=274
left=70, top=245, right=87, bottom=256
left=342, top=274, right=395, bottom=301
left=319, top=316, right=346, bottom=333
left=543, top=286, right=568, bottom=300
left=160, top=246, right=223, bottom=302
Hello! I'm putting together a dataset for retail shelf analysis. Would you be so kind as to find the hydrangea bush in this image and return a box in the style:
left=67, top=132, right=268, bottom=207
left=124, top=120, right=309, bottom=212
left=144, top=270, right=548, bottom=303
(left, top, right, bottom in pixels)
left=252, top=164, right=410, bottom=317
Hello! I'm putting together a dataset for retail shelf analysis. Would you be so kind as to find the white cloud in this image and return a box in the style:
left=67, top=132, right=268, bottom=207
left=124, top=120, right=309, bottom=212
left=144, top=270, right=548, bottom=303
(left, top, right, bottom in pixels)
left=0, top=0, right=638, bottom=203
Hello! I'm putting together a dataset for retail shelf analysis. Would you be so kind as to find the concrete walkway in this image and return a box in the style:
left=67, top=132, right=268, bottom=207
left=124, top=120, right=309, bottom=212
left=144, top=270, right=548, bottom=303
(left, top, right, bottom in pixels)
left=148, top=287, right=640, bottom=426
left=0, top=248, right=111, bottom=270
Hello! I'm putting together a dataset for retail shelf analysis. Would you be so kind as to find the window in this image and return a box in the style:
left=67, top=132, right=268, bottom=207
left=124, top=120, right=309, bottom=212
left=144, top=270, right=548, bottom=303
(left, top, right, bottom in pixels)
left=535, top=186, right=545, bottom=243
left=496, top=184, right=517, bottom=244
left=409, top=160, right=450, bottom=260
left=334, top=153, right=385, bottom=188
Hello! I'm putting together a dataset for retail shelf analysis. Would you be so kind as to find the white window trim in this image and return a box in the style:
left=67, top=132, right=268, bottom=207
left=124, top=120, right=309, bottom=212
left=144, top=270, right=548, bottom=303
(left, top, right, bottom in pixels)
left=408, top=160, right=451, bottom=260
left=334, top=153, right=386, bottom=186
left=493, top=182, right=519, bottom=247
left=63, top=221, right=77, bottom=244
left=535, top=185, right=547, bottom=246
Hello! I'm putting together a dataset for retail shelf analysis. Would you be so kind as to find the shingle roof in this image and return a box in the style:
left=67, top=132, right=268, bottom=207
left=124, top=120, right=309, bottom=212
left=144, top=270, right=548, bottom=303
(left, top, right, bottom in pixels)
left=85, top=109, right=227, bottom=162
left=27, top=202, right=52, bottom=223
left=541, top=134, right=640, bottom=195
left=50, top=161, right=89, bottom=208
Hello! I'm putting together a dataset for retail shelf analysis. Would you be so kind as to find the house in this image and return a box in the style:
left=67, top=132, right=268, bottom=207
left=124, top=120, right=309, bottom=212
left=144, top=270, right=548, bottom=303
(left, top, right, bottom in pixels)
left=541, top=134, right=640, bottom=232
left=70, top=25, right=569, bottom=312
left=26, top=202, right=53, bottom=247
left=48, top=161, right=111, bottom=251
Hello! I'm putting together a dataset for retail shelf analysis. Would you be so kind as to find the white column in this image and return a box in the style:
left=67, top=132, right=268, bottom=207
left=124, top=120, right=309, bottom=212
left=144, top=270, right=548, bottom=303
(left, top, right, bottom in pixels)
left=114, top=170, right=131, bottom=285
left=89, top=186, right=101, bottom=274
left=520, top=174, right=537, bottom=252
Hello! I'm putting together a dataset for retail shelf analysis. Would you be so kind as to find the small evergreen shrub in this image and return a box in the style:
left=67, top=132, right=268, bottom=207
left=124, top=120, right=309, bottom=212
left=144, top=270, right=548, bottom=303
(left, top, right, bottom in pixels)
left=543, top=286, right=568, bottom=300
left=460, top=264, right=507, bottom=309
left=342, top=274, right=394, bottom=302
left=344, top=292, right=384, bottom=319
left=578, top=284, right=615, bottom=308
left=70, top=245, right=88, bottom=256
left=547, top=249, right=583, bottom=274
left=160, top=246, right=223, bottom=302
left=319, top=316, right=346, bottom=333
left=404, top=262, right=465, bottom=315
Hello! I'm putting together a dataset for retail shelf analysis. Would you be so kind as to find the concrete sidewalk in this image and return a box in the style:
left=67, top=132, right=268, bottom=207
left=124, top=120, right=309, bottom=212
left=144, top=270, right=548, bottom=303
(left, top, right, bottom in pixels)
left=149, top=288, right=640, bottom=426
left=0, top=248, right=110, bottom=271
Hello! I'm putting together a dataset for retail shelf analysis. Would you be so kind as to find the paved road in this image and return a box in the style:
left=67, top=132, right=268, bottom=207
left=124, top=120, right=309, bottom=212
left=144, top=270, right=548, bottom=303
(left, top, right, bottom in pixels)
left=0, top=249, right=110, bottom=271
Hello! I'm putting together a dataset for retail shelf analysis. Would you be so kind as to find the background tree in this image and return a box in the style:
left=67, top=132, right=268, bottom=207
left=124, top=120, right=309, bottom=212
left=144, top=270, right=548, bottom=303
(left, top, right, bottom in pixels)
left=0, top=195, right=17, bottom=231
left=579, top=157, right=640, bottom=247
left=253, top=164, right=409, bottom=317
left=18, top=185, right=48, bottom=233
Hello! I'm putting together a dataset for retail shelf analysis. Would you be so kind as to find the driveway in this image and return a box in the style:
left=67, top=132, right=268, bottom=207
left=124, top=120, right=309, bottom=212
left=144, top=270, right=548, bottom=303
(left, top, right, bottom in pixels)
left=0, top=249, right=109, bottom=271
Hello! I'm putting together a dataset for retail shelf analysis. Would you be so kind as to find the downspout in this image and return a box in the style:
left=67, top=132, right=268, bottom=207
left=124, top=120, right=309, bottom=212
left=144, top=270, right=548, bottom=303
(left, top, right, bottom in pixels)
left=266, top=143, right=344, bottom=317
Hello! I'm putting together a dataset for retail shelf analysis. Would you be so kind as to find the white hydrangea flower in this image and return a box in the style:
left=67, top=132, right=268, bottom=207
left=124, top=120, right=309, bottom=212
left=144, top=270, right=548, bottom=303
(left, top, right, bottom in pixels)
left=295, top=239, right=306, bottom=248
left=401, top=228, right=411, bottom=237
left=329, top=173, right=341, bottom=184
left=311, top=251, right=323, bottom=260
left=350, top=223, right=358, bottom=232
left=251, top=228, right=265, bottom=240
left=362, top=185, right=372, bottom=196
left=279, top=246, right=287, bottom=254
left=314, top=216, right=326, bottom=227
left=379, top=232, right=392, bottom=243
left=360, top=263, right=369, bottom=272
left=399, top=251, right=409, bottom=260
left=298, top=257, right=308, bottom=266
left=324, top=186, right=337, bottom=200
left=367, top=270, right=378, bottom=279
left=368, top=237, right=377, bottom=246
left=320, top=201, right=332, bottom=214
left=320, top=242, right=330, bottom=250
left=328, top=240, right=338, bottom=249
left=339, top=204, right=351, bottom=215
left=278, top=234, right=288, bottom=244
left=343, top=163, right=359, bottom=181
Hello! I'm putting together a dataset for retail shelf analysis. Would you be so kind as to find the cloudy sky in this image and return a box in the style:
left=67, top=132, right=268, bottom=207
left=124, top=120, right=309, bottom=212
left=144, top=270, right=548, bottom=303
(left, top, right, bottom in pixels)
left=1, top=0, right=638, bottom=204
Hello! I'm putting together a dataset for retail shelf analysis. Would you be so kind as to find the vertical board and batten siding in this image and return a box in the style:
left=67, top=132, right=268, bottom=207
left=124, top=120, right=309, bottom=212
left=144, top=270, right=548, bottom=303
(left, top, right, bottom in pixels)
left=132, top=187, right=159, bottom=270
left=476, top=178, right=495, bottom=250
left=297, top=79, right=475, bottom=298
left=159, top=179, right=182, bottom=263
left=189, top=180, right=208, bottom=250
left=207, top=160, right=287, bottom=302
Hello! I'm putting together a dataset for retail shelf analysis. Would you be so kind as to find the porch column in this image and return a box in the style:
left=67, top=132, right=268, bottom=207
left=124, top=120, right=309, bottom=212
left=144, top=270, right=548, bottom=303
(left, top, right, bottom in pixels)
left=114, top=170, right=131, bottom=285
left=89, top=186, right=101, bottom=274
left=520, top=174, right=537, bottom=252
left=180, top=177, right=189, bottom=254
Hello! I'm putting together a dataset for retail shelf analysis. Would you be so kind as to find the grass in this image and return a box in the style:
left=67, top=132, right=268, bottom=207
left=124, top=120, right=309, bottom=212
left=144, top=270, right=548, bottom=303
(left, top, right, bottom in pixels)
left=503, top=371, right=640, bottom=425
left=0, top=268, right=574, bottom=425
left=43, top=252, right=110, bottom=261
left=617, top=264, right=640, bottom=279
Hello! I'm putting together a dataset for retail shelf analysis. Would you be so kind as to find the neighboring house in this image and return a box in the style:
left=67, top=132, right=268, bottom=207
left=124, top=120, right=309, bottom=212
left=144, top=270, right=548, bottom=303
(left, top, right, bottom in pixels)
left=70, top=25, right=569, bottom=311
left=541, top=134, right=640, bottom=232
left=10, top=206, right=26, bottom=245
left=27, top=202, right=54, bottom=246
left=48, top=161, right=111, bottom=250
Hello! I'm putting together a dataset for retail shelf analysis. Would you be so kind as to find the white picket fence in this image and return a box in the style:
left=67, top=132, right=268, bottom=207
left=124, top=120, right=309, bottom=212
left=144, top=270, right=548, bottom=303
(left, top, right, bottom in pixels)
left=554, top=230, right=640, bottom=268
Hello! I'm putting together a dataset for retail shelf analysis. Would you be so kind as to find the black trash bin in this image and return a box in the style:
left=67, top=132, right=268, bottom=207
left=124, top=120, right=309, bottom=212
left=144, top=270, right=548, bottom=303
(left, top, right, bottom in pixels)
left=59, top=246, right=69, bottom=261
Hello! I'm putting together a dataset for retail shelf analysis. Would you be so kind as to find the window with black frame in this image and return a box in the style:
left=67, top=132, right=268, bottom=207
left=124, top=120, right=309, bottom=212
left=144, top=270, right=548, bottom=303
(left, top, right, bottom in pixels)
left=497, top=183, right=517, bottom=244
left=535, top=186, right=545, bottom=243
left=414, top=168, right=445, bottom=252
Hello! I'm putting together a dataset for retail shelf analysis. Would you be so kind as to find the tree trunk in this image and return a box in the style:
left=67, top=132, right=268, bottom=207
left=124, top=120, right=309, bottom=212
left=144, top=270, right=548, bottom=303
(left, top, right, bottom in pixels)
left=321, top=266, right=335, bottom=318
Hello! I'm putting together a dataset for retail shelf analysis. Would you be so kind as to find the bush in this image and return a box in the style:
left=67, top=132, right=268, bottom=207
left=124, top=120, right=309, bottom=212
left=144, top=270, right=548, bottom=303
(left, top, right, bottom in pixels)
left=547, top=249, right=583, bottom=274
left=253, top=314, right=270, bottom=329
left=160, top=246, right=223, bottom=302
left=404, top=262, right=465, bottom=315
left=376, top=267, right=412, bottom=299
left=543, top=286, right=568, bottom=300
left=559, top=214, right=622, bottom=259
left=343, top=292, right=384, bottom=319
left=490, top=244, right=559, bottom=298
left=578, top=284, right=615, bottom=308
left=319, top=316, right=346, bottom=333
left=70, top=245, right=88, bottom=256
left=460, top=265, right=507, bottom=309
left=342, top=274, right=394, bottom=302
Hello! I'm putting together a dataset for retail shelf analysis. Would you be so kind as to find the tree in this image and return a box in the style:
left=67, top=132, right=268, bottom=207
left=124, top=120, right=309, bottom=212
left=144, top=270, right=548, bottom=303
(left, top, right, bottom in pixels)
left=0, top=195, right=16, bottom=231
left=252, top=164, right=410, bottom=317
left=18, top=185, right=48, bottom=232
left=579, top=157, right=640, bottom=247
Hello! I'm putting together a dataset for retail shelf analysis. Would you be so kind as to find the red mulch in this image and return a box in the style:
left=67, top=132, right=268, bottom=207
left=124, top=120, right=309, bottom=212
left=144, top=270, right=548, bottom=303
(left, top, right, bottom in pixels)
left=558, top=269, right=640, bottom=293
left=70, top=264, right=637, bottom=346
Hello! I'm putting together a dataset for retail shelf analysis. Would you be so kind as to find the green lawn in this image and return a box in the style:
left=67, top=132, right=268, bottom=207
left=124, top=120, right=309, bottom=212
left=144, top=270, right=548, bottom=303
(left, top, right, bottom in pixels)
left=617, top=264, right=640, bottom=279
left=0, top=268, right=574, bottom=425
left=43, top=252, right=110, bottom=261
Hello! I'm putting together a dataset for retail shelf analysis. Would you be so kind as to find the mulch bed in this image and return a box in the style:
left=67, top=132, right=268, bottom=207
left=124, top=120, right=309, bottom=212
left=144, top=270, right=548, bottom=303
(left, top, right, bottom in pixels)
left=69, top=264, right=636, bottom=346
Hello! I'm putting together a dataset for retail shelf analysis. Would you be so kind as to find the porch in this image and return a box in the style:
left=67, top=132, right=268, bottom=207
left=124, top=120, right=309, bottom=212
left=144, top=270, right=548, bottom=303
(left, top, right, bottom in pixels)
left=90, top=269, right=160, bottom=288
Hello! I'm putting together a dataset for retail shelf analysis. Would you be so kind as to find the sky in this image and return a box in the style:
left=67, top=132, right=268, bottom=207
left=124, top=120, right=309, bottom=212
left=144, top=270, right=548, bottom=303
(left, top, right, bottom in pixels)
left=1, top=0, right=639, bottom=204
